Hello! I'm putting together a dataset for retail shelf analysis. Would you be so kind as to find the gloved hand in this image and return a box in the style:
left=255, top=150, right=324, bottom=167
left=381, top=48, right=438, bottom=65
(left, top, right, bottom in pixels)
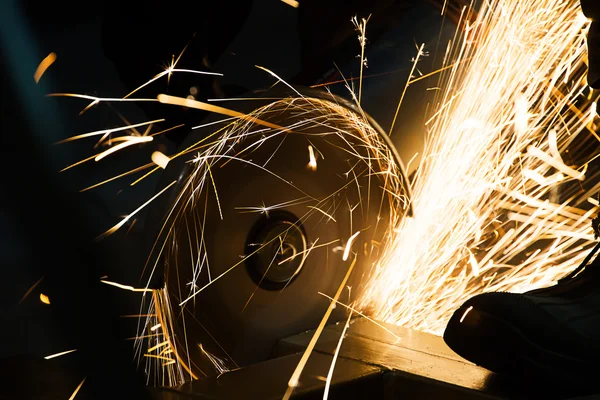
left=581, top=0, right=599, bottom=88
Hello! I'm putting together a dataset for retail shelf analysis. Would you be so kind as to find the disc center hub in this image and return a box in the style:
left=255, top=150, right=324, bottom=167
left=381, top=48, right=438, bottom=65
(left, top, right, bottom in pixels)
left=246, top=211, right=308, bottom=287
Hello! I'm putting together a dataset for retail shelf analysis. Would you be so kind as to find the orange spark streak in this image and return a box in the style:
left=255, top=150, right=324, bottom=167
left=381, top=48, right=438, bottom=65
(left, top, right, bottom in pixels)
left=34, top=52, right=56, bottom=83
left=157, top=94, right=289, bottom=132
left=94, top=136, right=153, bottom=162
left=19, top=277, right=43, bottom=304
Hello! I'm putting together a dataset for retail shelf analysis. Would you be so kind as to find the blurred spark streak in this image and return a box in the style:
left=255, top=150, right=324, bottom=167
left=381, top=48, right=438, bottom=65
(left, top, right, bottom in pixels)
left=44, top=349, right=78, bottom=360
left=19, top=277, right=43, bottom=304
left=144, top=354, right=172, bottom=362
left=307, top=145, right=317, bottom=171
left=101, top=280, right=153, bottom=293
left=255, top=65, right=302, bottom=96
left=120, top=314, right=157, bottom=318
left=56, top=119, right=164, bottom=144
left=323, top=310, right=353, bottom=400
left=39, top=293, right=50, bottom=304
left=34, top=52, right=56, bottom=83
left=48, top=93, right=157, bottom=102
left=126, top=218, right=138, bottom=234
left=157, top=94, right=289, bottom=132
left=80, top=163, right=155, bottom=192
left=342, top=231, right=361, bottom=261
left=47, top=92, right=156, bottom=115
left=150, top=323, right=162, bottom=332
left=124, top=69, right=223, bottom=99
left=152, top=151, right=170, bottom=169
left=125, top=334, right=160, bottom=341
left=207, top=97, right=283, bottom=102
left=389, top=43, right=425, bottom=136
left=280, top=0, right=299, bottom=8
left=148, top=341, right=169, bottom=353
left=460, top=306, right=474, bottom=323
left=206, top=164, right=223, bottom=220
left=283, top=256, right=357, bottom=399
left=68, top=377, right=86, bottom=400
left=317, top=293, right=401, bottom=342
left=307, top=206, right=336, bottom=222
left=526, top=145, right=585, bottom=180
left=97, top=180, right=176, bottom=239
left=94, top=136, right=153, bottom=162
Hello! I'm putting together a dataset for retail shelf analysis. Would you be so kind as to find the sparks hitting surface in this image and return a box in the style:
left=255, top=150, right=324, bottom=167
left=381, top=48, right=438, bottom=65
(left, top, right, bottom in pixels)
left=44, top=0, right=600, bottom=391
left=358, top=0, right=599, bottom=334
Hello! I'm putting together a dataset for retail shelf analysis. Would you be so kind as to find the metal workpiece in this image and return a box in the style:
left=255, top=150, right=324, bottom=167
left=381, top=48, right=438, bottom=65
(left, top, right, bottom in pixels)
left=276, top=318, right=593, bottom=400
left=151, top=352, right=383, bottom=400
left=148, top=317, right=600, bottom=399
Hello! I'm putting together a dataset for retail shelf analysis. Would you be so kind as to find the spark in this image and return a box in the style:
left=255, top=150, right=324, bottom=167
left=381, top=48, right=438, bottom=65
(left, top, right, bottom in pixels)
left=101, top=280, right=153, bottom=293
left=147, top=341, right=169, bottom=353
left=19, top=276, right=43, bottom=304
left=97, top=180, right=176, bottom=239
left=307, top=145, right=317, bottom=171
left=199, top=344, right=229, bottom=375
left=94, top=136, right=153, bottom=162
left=56, top=119, right=164, bottom=144
left=323, top=310, right=352, bottom=400
left=283, top=256, right=357, bottom=400
left=150, top=323, right=162, bottom=332
left=277, top=239, right=340, bottom=266
left=389, top=43, right=425, bottom=136
left=44, top=349, right=78, bottom=360
left=34, top=52, right=56, bottom=83
left=68, top=377, right=86, bottom=400
left=47, top=93, right=157, bottom=115
left=317, top=292, right=401, bottom=342
left=351, top=15, right=370, bottom=104
left=459, top=306, right=474, bottom=323
left=124, top=68, right=222, bottom=99
left=144, top=354, right=172, bottom=361
left=342, top=231, right=361, bottom=261
left=280, top=0, right=299, bottom=8
left=255, top=65, right=302, bottom=97
left=152, top=151, right=170, bottom=169
left=306, top=206, right=336, bottom=222
left=157, top=94, right=289, bottom=132
left=80, top=163, right=154, bottom=192
left=39, top=293, right=50, bottom=304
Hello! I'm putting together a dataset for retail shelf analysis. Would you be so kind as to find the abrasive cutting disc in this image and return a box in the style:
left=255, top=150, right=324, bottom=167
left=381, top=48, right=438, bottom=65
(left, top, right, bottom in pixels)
left=145, top=89, right=411, bottom=377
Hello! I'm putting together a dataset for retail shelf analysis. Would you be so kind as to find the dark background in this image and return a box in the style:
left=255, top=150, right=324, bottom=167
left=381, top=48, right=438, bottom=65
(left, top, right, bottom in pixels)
left=0, top=1, right=456, bottom=398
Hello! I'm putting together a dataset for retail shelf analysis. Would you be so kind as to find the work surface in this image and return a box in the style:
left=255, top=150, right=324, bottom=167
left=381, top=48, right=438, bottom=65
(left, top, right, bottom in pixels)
left=155, top=318, right=600, bottom=400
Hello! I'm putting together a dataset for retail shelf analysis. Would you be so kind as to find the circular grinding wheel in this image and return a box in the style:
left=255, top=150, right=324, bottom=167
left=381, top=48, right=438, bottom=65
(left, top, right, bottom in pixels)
left=144, top=89, right=411, bottom=378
